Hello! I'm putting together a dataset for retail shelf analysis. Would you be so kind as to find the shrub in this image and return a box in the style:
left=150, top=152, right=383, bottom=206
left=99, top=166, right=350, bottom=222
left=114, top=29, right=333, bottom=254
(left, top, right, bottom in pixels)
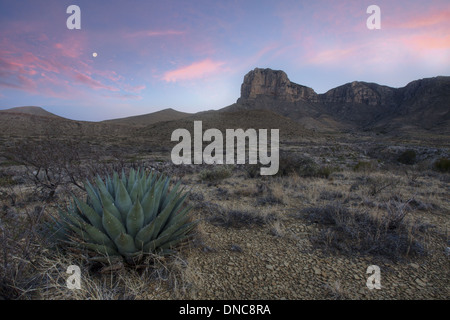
left=242, top=164, right=261, bottom=178
left=433, top=158, right=450, bottom=173
left=397, top=150, right=417, bottom=165
left=0, top=172, right=16, bottom=187
left=353, top=161, right=375, bottom=172
left=277, top=152, right=323, bottom=177
left=210, top=209, right=265, bottom=228
left=304, top=201, right=431, bottom=260
left=199, top=165, right=232, bottom=181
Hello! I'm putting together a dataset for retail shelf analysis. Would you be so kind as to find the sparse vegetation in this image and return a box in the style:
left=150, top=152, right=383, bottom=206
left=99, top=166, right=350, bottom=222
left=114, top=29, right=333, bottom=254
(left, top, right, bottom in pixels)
left=199, top=165, right=233, bottom=182
left=397, top=149, right=417, bottom=165
left=433, top=157, right=450, bottom=172
left=353, top=160, right=375, bottom=172
left=0, top=131, right=448, bottom=300
left=304, top=201, right=432, bottom=260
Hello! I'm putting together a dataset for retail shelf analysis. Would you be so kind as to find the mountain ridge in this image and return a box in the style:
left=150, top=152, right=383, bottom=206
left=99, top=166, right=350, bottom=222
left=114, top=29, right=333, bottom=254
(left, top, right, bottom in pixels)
left=1, top=69, right=448, bottom=135
left=225, top=68, right=450, bottom=134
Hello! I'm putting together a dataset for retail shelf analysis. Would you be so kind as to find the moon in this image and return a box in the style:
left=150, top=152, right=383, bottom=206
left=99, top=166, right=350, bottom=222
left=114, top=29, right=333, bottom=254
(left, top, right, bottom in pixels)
left=92, top=52, right=98, bottom=58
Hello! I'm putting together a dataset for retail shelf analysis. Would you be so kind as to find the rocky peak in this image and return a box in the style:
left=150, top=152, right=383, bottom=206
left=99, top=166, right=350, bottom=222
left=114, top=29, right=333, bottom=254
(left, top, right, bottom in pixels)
left=321, top=81, right=396, bottom=106
left=237, top=68, right=318, bottom=103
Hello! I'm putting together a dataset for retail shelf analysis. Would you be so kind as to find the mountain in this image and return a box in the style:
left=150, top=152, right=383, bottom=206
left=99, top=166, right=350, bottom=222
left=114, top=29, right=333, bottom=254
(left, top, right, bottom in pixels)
left=1, top=69, right=448, bottom=141
left=225, top=68, right=450, bottom=134
left=0, top=106, right=63, bottom=119
left=102, top=108, right=192, bottom=126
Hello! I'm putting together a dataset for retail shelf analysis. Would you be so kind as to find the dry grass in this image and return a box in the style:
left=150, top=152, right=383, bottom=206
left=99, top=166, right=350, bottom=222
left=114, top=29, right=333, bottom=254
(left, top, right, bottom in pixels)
left=0, top=144, right=449, bottom=299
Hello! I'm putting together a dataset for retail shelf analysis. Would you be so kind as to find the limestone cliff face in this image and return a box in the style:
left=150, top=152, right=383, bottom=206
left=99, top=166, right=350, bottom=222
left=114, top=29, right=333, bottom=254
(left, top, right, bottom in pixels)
left=230, top=67, right=450, bottom=133
left=321, top=81, right=396, bottom=106
left=238, top=68, right=318, bottom=103
left=238, top=68, right=396, bottom=106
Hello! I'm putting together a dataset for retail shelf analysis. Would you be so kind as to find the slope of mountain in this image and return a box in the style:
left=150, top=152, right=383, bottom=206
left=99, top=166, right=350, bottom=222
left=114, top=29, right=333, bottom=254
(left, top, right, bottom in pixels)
left=139, top=109, right=315, bottom=147
left=225, top=68, right=450, bottom=134
left=1, top=69, right=448, bottom=141
left=102, top=108, right=192, bottom=126
left=0, top=106, right=63, bottom=119
left=0, top=107, right=133, bottom=138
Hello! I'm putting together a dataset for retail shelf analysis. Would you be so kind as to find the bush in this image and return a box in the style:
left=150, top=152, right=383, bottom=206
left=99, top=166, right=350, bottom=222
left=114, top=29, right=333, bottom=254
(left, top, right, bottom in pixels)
left=353, top=161, right=375, bottom=172
left=0, top=172, right=16, bottom=187
left=433, top=158, right=450, bottom=173
left=0, top=206, right=48, bottom=299
left=397, top=150, right=417, bottom=165
left=242, top=164, right=261, bottom=178
left=199, top=165, right=232, bottom=181
left=304, top=201, right=431, bottom=260
left=277, top=152, right=335, bottom=178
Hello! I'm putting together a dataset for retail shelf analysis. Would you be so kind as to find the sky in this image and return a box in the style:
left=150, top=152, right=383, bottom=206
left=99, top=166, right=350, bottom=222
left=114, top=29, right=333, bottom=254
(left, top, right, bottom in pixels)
left=0, top=0, right=449, bottom=121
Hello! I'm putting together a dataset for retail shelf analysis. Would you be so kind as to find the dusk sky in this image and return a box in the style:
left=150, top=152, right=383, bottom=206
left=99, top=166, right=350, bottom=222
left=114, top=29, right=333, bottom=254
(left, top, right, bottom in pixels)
left=0, top=0, right=449, bottom=121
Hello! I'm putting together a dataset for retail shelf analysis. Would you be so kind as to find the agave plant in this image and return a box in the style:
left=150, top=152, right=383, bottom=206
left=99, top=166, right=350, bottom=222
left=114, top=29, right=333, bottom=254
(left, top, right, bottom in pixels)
left=58, top=168, right=196, bottom=262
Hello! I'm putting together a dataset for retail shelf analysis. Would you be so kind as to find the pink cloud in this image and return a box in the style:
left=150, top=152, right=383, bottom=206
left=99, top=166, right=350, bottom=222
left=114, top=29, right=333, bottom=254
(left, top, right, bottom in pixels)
left=124, top=84, right=146, bottom=93
left=125, top=30, right=186, bottom=38
left=402, top=34, right=450, bottom=51
left=73, top=72, right=119, bottom=92
left=162, top=59, right=225, bottom=82
left=387, top=10, right=450, bottom=29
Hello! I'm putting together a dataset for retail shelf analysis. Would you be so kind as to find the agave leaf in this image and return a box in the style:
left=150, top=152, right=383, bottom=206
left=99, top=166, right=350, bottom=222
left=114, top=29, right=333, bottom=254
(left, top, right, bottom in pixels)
left=82, top=242, right=120, bottom=256
left=141, top=182, right=162, bottom=225
left=161, top=180, right=182, bottom=211
left=59, top=209, right=93, bottom=242
left=162, top=192, right=190, bottom=230
left=145, top=171, right=157, bottom=192
left=114, top=232, right=137, bottom=254
left=96, top=175, right=114, bottom=202
left=129, top=178, right=143, bottom=203
left=105, top=175, right=113, bottom=195
left=114, top=179, right=132, bottom=221
left=126, top=199, right=144, bottom=238
left=83, top=223, right=115, bottom=247
left=73, top=196, right=103, bottom=231
left=102, top=206, right=126, bottom=241
left=156, top=221, right=197, bottom=251
left=84, top=181, right=103, bottom=215
left=121, top=168, right=127, bottom=187
left=135, top=193, right=181, bottom=245
left=59, top=208, right=88, bottom=232
left=159, top=176, right=171, bottom=211
left=61, top=207, right=114, bottom=247
left=142, top=209, right=192, bottom=251
left=98, top=186, right=122, bottom=222
left=127, top=168, right=136, bottom=193
left=160, top=204, right=192, bottom=236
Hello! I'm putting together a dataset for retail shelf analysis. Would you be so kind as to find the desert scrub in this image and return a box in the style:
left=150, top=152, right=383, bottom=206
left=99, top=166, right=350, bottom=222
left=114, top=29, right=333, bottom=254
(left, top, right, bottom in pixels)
left=397, top=149, right=417, bottom=165
left=353, top=160, right=376, bottom=173
left=433, top=158, right=450, bottom=173
left=0, top=172, right=16, bottom=187
left=57, top=168, right=197, bottom=265
left=304, top=201, right=432, bottom=260
left=276, top=151, right=337, bottom=178
left=199, top=165, right=233, bottom=182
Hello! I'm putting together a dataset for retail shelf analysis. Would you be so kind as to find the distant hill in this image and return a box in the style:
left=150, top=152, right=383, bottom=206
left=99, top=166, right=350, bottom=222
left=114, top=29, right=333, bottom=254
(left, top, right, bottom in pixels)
left=102, top=108, right=192, bottom=126
left=0, top=106, right=63, bottom=119
left=1, top=69, right=448, bottom=143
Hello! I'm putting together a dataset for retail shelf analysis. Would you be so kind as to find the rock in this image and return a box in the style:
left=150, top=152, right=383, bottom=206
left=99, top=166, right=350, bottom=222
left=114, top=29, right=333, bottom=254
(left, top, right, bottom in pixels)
left=415, top=278, right=426, bottom=287
left=313, top=267, right=321, bottom=275
left=266, top=264, right=274, bottom=270
left=409, top=263, right=420, bottom=269
left=238, top=68, right=318, bottom=103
